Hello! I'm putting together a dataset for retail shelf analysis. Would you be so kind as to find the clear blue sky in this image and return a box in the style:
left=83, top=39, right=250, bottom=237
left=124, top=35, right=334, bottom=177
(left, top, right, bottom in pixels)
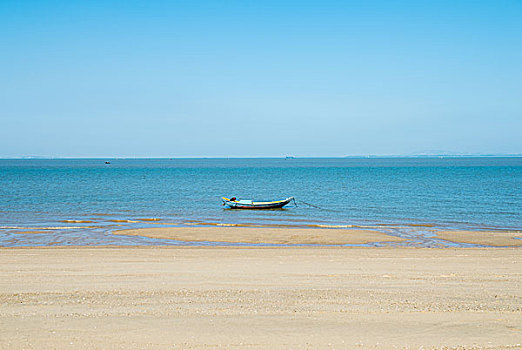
left=1, top=0, right=521, bottom=157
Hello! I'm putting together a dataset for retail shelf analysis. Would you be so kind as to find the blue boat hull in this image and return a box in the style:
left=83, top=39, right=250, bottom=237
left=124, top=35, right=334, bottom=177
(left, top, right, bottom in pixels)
left=222, top=197, right=294, bottom=209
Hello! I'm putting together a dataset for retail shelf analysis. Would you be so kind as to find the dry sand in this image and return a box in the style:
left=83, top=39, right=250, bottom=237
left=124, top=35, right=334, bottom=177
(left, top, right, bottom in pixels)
left=1, top=247, right=521, bottom=349
left=113, top=226, right=406, bottom=245
left=436, top=230, right=522, bottom=247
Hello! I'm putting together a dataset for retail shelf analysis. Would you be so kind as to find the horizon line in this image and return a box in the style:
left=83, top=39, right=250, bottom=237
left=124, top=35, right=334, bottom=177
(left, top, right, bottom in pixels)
left=2, top=154, right=522, bottom=160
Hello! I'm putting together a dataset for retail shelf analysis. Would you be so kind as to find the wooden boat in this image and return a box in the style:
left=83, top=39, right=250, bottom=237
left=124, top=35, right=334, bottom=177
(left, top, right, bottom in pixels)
left=222, top=197, right=295, bottom=209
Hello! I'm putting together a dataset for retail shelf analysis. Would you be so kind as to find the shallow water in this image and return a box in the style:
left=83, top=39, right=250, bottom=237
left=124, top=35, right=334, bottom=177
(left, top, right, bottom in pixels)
left=1, top=157, right=520, bottom=247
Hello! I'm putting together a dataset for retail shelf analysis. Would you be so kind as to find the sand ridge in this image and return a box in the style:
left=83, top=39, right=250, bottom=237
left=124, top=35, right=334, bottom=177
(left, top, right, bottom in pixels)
left=113, top=226, right=406, bottom=245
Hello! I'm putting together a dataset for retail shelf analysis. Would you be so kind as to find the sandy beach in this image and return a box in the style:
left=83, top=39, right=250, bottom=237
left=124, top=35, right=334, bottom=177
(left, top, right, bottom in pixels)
left=1, top=247, right=520, bottom=349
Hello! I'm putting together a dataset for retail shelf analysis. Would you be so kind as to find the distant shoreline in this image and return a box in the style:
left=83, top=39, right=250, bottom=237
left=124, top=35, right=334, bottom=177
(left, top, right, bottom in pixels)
left=2, top=155, right=522, bottom=160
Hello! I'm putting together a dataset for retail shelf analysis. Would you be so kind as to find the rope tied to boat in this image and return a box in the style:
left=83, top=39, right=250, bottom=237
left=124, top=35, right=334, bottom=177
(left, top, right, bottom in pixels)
left=294, top=199, right=342, bottom=212
left=296, top=200, right=324, bottom=209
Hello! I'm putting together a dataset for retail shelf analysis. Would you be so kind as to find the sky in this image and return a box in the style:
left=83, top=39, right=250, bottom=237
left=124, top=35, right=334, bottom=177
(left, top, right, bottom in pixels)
left=1, top=0, right=521, bottom=157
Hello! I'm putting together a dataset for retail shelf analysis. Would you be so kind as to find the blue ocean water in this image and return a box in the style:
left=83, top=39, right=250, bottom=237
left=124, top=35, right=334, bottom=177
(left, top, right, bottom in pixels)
left=0, top=157, right=521, bottom=247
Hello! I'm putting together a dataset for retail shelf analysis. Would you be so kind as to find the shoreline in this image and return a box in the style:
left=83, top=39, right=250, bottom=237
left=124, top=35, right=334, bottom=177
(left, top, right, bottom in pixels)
left=2, top=223, right=521, bottom=248
left=1, top=247, right=520, bottom=349
left=112, top=225, right=522, bottom=247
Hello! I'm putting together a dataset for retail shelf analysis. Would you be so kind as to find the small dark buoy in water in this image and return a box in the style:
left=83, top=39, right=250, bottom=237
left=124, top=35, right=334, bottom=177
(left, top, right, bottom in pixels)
left=105, top=161, right=110, bottom=164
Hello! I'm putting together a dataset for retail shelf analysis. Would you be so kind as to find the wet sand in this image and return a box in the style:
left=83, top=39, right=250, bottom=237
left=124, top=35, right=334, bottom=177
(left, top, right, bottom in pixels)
left=113, top=226, right=406, bottom=245
left=436, top=229, right=522, bottom=247
left=10, top=230, right=49, bottom=235
left=4, top=222, right=521, bottom=248
left=113, top=226, right=522, bottom=247
left=1, top=247, right=520, bottom=349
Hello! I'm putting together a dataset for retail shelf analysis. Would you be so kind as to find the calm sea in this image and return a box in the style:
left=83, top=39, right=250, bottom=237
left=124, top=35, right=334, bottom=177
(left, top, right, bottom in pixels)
left=1, top=158, right=520, bottom=247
